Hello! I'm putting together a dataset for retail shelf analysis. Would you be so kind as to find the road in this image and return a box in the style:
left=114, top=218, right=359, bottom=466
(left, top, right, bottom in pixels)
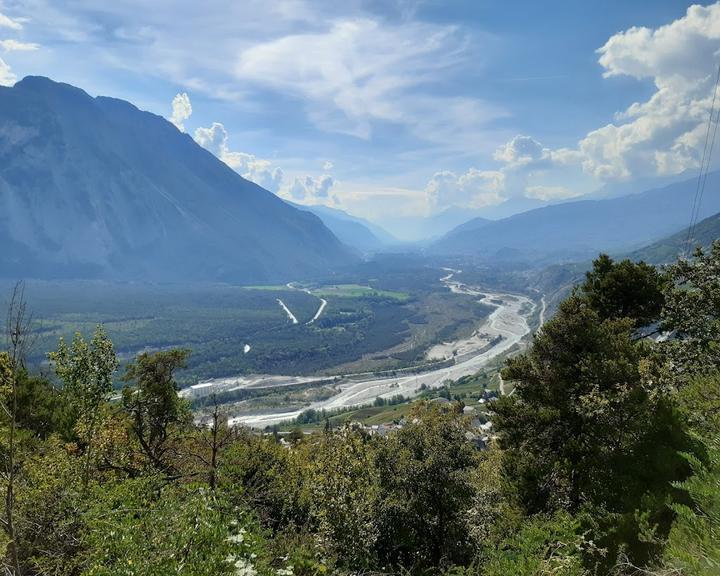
left=286, top=282, right=328, bottom=324
left=276, top=298, right=298, bottom=324
left=229, top=272, right=536, bottom=428
left=307, top=298, right=327, bottom=324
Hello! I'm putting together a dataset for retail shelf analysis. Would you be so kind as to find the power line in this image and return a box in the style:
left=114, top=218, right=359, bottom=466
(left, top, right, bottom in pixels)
left=684, top=63, right=720, bottom=258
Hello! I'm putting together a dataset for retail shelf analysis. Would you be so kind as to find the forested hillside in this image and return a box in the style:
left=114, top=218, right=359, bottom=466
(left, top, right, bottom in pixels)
left=0, top=244, right=718, bottom=575
left=630, top=211, right=720, bottom=264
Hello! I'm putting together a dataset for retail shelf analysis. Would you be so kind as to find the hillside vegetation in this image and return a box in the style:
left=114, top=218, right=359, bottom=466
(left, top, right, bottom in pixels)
left=630, top=211, right=720, bottom=264
left=0, top=245, right=719, bottom=575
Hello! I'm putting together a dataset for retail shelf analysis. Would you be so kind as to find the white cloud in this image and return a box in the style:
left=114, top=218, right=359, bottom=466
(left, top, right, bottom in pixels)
left=234, top=18, right=500, bottom=142
left=0, top=39, right=39, bottom=51
left=169, top=92, right=192, bottom=131
left=455, top=4, right=720, bottom=194
left=525, top=185, right=580, bottom=201
left=493, top=135, right=551, bottom=169
left=194, top=121, right=284, bottom=192
left=0, top=11, right=22, bottom=30
left=287, top=174, right=336, bottom=202
left=0, top=56, right=15, bottom=86
left=322, top=160, right=334, bottom=171
left=577, top=3, right=720, bottom=180
left=425, top=169, right=505, bottom=210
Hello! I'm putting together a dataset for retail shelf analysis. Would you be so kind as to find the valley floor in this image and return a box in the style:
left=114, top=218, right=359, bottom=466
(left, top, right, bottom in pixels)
left=185, top=271, right=538, bottom=427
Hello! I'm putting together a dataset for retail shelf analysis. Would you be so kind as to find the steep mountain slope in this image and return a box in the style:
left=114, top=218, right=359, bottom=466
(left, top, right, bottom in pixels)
left=431, top=174, right=720, bottom=263
left=629, top=211, right=720, bottom=264
left=0, top=77, right=355, bottom=282
left=286, top=202, right=395, bottom=251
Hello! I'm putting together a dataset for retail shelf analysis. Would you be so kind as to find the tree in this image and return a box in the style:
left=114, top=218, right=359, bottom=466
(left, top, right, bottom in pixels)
left=479, top=512, right=590, bottom=576
left=13, top=371, right=75, bottom=440
left=661, top=241, right=720, bottom=384
left=48, top=325, right=118, bottom=492
left=1, top=282, right=35, bottom=575
left=188, top=395, right=236, bottom=490
left=492, top=295, right=691, bottom=567
left=306, top=428, right=379, bottom=568
left=374, top=404, right=478, bottom=570
left=121, top=349, right=191, bottom=475
left=579, top=253, right=667, bottom=327
left=661, top=373, right=720, bottom=576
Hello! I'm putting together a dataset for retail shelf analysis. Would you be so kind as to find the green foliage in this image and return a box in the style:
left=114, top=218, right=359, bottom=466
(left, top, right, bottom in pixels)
left=493, top=295, right=691, bottom=566
left=663, top=439, right=720, bottom=576
left=580, top=253, right=667, bottom=326
left=305, top=430, right=379, bottom=569
left=480, top=512, right=589, bottom=576
left=0, top=352, right=12, bottom=410
left=662, top=241, right=720, bottom=383
left=48, top=325, right=119, bottom=489
left=13, top=370, right=76, bottom=440
left=121, top=348, right=191, bottom=474
left=49, top=325, right=119, bottom=418
left=662, top=373, right=720, bottom=575
left=14, top=437, right=85, bottom=575
left=7, top=248, right=720, bottom=575
left=375, top=404, right=478, bottom=570
left=78, top=479, right=269, bottom=576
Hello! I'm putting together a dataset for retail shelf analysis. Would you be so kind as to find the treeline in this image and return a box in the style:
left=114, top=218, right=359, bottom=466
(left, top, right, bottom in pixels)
left=0, top=245, right=718, bottom=574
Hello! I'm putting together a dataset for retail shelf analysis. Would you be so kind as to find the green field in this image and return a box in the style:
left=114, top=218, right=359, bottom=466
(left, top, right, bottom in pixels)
left=311, top=283, right=410, bottom=301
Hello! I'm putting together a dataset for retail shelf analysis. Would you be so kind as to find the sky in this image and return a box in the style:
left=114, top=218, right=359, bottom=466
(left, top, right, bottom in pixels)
left=0, top=0, right=718, bottom=238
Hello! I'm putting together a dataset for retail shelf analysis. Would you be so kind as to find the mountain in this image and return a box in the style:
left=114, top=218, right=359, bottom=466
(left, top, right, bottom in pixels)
left=383, top=206, right=493, bottom=242
left=0, top=77, right=355, bottom=283
left=629, top=211, right=720, bottom=264
left=286, top=202, right=395, bottom=252
left=431, top=173, right=720, bottom=263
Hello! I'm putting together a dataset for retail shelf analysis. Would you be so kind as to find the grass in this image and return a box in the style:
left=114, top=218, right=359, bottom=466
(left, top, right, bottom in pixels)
left=311, top=284, right=410, bottom=301
left=241, top=285, right=290, bottom=291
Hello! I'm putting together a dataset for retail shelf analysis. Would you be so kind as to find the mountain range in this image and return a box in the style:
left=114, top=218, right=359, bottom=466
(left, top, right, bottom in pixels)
left=0, top=77, right=355, bottom=283
left=431, top=174, right=720, bottom=263
left=629, top=210, right=720, bottom=264
left=286, top=202, right=395, bottom=252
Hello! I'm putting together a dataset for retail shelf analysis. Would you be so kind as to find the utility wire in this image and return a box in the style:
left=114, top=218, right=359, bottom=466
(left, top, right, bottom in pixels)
left=684, top=63, right=720, bottom=258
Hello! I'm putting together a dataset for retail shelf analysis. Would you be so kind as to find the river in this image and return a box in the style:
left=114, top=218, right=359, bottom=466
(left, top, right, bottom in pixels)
left=219, top=271, right=537, bottom=428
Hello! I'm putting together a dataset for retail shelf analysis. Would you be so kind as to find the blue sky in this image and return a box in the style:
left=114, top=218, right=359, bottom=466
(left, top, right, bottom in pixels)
left=0, top=0, right=717, bottom=237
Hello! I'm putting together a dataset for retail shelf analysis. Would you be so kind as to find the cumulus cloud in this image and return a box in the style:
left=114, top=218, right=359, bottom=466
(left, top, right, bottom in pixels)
left=425, top=169, right=505, bottom=210
left=577, top=3, right=720, bottom=180
left=493, top=135, right=551, bottom=169
left=169, top=92, right=192, bottom=131
left=322, top=160, right=334, bottom=171
left=0, top=12, right=22, bottom=30
left=287, top=174, right=336, bottom=202
left=194, top=121, right=284, bottom=192
left=525, top=185, right=580, bottom=201
left=0, top=56, right=15, bottom=86
left=426, top=132, right=588, bottom=209
left=0, top=39, right=39, bottom=51
left=445, top=2, right=720, bottom=202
